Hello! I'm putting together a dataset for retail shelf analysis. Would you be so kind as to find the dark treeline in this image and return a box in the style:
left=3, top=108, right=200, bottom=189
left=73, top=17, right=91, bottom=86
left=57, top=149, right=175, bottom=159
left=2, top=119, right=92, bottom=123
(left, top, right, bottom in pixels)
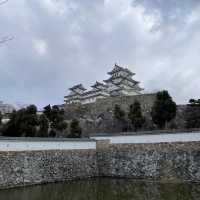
left=0, top=105, right=82, bottom=138
left=0, top=111, right=2, bottom=126
left=185, top=99, right=200, bottom=129
left=113, top=90, right=198, bottom=132
left=114, top=90, right=177, bottom=131
left=0, top=90, right=199, bottom=137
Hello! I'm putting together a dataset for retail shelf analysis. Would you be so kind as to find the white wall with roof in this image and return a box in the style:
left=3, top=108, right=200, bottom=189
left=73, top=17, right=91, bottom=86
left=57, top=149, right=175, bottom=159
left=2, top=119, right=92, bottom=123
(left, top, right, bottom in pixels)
left=92, top=132, right=200, bottom=144
left=0, top=140, right=96, bottom=151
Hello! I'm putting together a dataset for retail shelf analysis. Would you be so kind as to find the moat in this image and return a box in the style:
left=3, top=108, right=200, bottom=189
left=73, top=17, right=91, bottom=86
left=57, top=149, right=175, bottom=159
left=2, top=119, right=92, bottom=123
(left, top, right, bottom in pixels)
left=0, top=178, right=200, bottom=200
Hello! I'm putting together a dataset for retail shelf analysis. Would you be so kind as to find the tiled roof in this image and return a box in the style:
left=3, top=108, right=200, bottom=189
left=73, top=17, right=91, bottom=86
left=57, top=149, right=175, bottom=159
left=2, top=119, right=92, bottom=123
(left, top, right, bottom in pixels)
left=108, top=64, right=135, bottom=75
left=104, top=75, right=139, bottom=85
left=91, top=81, right=108, bottom=88
left=69, top=84, right=87, bottom=91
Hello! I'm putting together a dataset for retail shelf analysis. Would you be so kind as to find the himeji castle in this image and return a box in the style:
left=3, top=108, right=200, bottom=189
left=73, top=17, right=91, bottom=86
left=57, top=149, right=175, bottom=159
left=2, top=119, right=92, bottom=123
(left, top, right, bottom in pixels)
left=64, top=64, right=144, bottom=104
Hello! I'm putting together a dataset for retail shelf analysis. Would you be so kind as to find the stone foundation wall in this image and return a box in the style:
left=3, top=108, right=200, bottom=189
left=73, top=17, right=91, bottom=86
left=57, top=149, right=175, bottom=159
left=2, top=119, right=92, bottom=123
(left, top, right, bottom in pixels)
left=63, top=93, right=157, bottom=135
left=0, top=139, right=200, bottom=189
left=104, top=142, right=200, bottom=182
left=0, top=150, right=97, bottom=189
left=63, top=94, right=191, bottom=135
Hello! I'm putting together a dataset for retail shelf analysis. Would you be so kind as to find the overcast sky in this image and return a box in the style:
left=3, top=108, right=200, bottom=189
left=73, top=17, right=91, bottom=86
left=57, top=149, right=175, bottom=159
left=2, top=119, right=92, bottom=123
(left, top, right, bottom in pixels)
left=0, top=0, right=200, bottom=108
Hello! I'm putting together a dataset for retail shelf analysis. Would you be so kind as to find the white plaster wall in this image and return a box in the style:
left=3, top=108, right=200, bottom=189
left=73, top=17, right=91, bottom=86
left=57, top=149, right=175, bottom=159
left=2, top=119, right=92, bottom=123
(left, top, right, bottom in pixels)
left=75, top=88, right=85, bottom=94
left=92, top=132, right=200, bottom=144
left=107, top=83, right=119, bottom=92
left=82, top=98, right=96, bottom=104
left=1, top=119, right=10, bottom=124
left=2, top=132, right=200, bottom=152
left=0, top=140, right=96, bottom=151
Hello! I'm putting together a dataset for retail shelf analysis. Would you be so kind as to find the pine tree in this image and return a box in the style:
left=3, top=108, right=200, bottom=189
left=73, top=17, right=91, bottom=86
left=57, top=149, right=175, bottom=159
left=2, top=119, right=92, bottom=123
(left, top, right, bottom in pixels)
left=114, top=104, right=125, bottom=121
left=69, top=119, right=82, bottom=138
left=43, top=105, right=67, bottom=137
left=113, top=104, right=128, bottom=131
left=151, top=90, right=177, bottom=129
left=185, top=99, right=200, bottom=129
left=128, top=101, right=145, bottom=131
left=38, top=114, right=49, bottom=137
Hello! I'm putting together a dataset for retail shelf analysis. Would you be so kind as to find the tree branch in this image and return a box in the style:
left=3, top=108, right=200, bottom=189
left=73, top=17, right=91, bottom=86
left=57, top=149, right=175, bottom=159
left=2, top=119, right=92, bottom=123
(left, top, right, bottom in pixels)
left=0, top=0, right=8, bottom=6
left=0, top=0, right=13, bottom=45
left=0, top=36, right=13, bottom=44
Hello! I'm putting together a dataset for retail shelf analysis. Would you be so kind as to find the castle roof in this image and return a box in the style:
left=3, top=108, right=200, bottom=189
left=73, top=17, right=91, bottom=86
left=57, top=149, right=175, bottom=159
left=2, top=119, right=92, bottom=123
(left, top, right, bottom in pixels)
left=91, top=81, right=108, bottom=89
left=84, top=88, right=109, bottom=95
left=119, top=84, right=144, bottom=91
left=83, top=92, right=109, bottom=99
left=103, top=75, right=139, bottom=85
left=84, top=89, right=100, bottom=95
left=64, top=93, right=82, bottom=98
left=69, top=84, right=87, bottom=91
left=108, top=64, right=135, bottom=76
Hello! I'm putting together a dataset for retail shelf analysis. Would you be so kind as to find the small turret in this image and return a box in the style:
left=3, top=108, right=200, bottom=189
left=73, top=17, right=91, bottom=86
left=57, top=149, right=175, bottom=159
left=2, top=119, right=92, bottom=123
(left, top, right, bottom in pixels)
left=64, top=84, right=87, bottom=104
left=69, top=84, right=86, bottom=94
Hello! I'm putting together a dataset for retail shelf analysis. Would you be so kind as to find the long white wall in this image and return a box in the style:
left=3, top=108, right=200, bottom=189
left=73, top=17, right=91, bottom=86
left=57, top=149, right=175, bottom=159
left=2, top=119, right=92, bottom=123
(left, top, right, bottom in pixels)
left=1, top=132, right=200, bottom=151
left=92, top=132, right=200, bottom=144
left=0, top=140, right=96, bottom=151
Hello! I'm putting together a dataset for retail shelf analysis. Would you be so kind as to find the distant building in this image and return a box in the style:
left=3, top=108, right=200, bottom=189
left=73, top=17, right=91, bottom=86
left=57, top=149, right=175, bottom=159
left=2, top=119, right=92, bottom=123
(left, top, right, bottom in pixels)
left=0, top=101, right=15, bottom=115
left=64, top=64, right=144, bottom=104
left=0, top=101, right=29, bottom=115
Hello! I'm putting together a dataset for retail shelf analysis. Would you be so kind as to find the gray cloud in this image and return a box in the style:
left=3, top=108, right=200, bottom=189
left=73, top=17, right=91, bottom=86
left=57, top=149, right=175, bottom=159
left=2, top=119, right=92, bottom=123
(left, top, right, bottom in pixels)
left=0, top=0, right=200, bottom=108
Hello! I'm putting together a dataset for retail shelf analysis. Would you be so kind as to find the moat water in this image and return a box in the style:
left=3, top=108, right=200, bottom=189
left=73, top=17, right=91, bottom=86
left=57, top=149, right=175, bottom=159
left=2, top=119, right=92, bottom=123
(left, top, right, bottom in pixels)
left=0, top=178, right=200, bottom=200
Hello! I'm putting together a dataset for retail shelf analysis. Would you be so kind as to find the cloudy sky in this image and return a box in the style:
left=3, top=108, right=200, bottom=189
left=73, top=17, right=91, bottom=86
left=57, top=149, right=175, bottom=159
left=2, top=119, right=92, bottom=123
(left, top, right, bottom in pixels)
left=0, top=0, right=200, bottom=108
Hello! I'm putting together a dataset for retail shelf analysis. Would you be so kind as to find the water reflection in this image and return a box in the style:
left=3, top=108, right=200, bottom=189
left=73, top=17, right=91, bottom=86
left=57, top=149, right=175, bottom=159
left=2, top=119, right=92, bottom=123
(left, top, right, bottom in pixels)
left=0, top=178, right=200, bottom=200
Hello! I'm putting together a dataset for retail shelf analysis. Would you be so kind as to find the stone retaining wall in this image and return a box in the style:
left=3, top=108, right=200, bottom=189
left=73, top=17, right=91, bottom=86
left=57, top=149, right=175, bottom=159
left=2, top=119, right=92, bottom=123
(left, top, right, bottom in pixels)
left=0, top=139, right=200, bottom=189
left=0, top=150, right=97, bottom=189
left=63, top=93, right=157, bottom=135
left=104, top=142, right=200, bottom=182
left=63, top=94, right=190, bottom=135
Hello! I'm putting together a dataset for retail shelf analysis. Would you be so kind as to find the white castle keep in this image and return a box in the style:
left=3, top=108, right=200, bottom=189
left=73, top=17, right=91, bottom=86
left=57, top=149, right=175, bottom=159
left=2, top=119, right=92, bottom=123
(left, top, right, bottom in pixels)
left=64, top=64, right=144, bottom=104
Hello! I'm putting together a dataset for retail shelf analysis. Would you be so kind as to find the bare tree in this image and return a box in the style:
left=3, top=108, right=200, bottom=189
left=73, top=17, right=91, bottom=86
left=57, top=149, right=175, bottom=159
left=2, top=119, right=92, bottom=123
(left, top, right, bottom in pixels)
left=0, top=0, right=13, bottom=44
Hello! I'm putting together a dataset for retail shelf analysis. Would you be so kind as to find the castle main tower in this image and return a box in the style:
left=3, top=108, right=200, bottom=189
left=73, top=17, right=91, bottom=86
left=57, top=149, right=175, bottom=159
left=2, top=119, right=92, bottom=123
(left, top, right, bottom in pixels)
left=104, top=64, right=143, bottom=96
